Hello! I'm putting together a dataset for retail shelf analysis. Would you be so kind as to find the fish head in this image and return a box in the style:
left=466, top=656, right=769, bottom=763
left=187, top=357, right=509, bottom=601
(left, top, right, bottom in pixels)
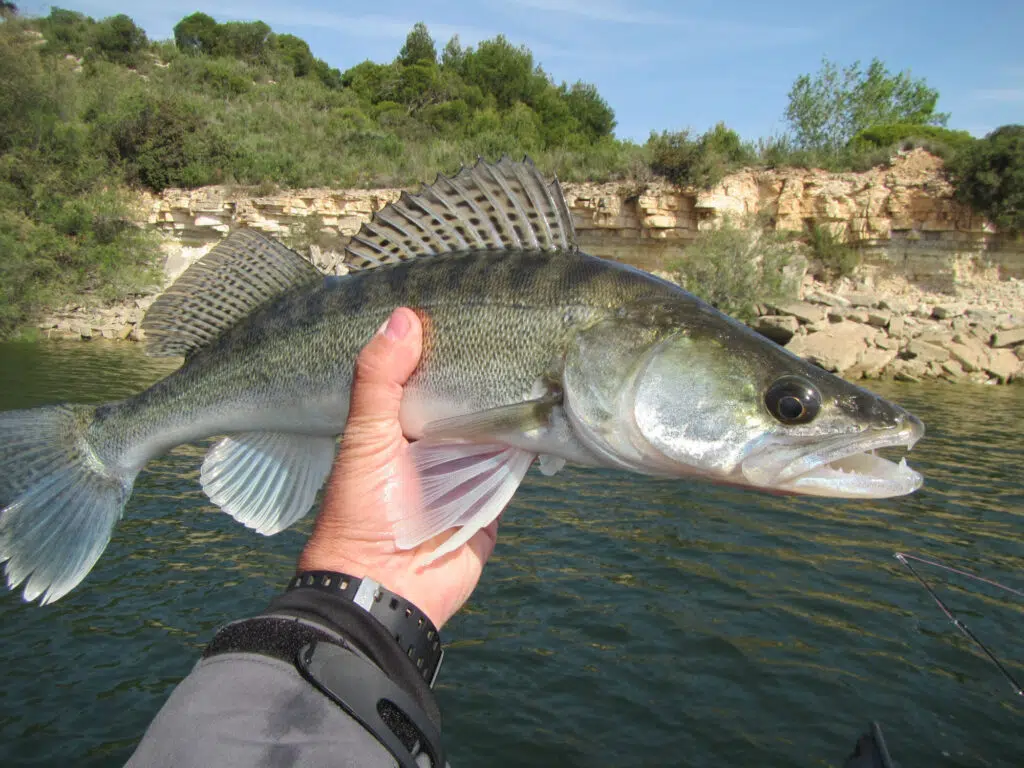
left=563, top=303, right=924, bottom=498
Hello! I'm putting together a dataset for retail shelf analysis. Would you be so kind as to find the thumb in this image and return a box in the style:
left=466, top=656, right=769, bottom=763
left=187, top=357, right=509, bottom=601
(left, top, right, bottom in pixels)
left=348, top=307, right=423, bottom=423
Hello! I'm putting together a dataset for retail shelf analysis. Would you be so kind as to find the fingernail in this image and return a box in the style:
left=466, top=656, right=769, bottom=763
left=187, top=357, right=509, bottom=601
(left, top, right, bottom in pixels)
left=382, top=309, right=410, bottom=341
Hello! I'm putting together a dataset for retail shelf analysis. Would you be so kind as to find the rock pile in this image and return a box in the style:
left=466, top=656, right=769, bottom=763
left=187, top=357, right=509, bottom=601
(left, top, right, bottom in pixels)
left=753, top=276, right=1024, bottom=384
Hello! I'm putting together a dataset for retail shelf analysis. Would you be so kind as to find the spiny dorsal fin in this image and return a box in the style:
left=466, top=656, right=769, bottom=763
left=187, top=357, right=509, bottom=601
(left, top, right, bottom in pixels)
left=344, top=156, right=577, bottom=270
left=142, top=229, right=321, bottom=358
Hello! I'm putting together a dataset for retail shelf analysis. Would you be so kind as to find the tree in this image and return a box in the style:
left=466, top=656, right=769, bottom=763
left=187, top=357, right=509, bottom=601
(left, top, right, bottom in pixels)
left=560, top=81, right=616, bottom=141
left=948, top=125, right=1024, bottom=234
left=462, top=35, right=538, bottom=109
left=440, top=35, right=465, bottom=72
left=398, top=22, right=436, bottom=67
left=174, top=12, right=218, bottom=55
left=91, top=14, right=147, bottom=66
left=274, top=33, right=315, bottom=77
left=214, top=21, right=272, bottom=62
left=785, top=58, right=947, bottom=152
left=0, top=2, right=18, bottom=19
left=41, top=8, right=95, bottom=55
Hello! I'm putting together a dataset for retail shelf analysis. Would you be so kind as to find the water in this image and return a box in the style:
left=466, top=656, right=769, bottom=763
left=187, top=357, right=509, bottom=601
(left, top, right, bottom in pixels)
left=0, top=341, right=1021, bottom=767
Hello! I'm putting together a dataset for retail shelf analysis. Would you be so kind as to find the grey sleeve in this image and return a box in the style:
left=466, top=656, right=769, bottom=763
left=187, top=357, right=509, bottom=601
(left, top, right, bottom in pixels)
left=127, top=653, right=401, bottom=768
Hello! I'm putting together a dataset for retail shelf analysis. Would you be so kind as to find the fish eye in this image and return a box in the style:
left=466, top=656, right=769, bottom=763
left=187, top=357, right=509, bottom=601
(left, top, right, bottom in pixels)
left=765, top=376, right=821, bottom=425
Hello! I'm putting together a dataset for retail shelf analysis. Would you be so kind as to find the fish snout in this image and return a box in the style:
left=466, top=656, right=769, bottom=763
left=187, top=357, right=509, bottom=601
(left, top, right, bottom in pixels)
left=841, top=391, right=925, bottom=444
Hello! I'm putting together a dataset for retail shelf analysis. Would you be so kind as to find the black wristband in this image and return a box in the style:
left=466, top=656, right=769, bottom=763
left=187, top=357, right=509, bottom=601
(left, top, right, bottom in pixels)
left=286, top=571, right=444, bottom=688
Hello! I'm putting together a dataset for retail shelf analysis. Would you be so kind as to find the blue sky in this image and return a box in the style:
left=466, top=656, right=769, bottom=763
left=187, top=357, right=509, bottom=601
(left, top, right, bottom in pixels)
left=20, top=0, right=1024, bottom=142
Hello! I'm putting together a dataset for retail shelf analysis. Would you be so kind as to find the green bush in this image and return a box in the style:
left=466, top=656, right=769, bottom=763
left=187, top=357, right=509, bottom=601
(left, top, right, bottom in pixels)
left=90, top=14, right=147, bottom=67
left=97, top=91, right=234, bottom=190
left=0, top=23, right=159, bottom=335
left=670, top=216, right=802, bottom=321
left=648, top=123, right=752, bottom=188
left=948, top=125, right=1024, bottom=234
left=807, top=224, right=860, bottom=279
left=850, top=123, right=975, bottom=153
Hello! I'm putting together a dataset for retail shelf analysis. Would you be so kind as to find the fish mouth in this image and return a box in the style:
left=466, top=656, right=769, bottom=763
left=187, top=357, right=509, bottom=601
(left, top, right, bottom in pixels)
left=740, top=415, right=925, bottom=499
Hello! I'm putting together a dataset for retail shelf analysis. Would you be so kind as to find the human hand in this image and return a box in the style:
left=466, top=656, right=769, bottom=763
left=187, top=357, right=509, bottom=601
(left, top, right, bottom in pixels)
left=297, top=307, right=500, bottom=628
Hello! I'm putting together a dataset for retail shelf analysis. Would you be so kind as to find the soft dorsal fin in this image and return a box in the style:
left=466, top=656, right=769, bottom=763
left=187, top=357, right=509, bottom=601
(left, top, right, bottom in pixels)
left=344, top=156, right=577, bottom=270
left=142, top=229, right=321, bottom=358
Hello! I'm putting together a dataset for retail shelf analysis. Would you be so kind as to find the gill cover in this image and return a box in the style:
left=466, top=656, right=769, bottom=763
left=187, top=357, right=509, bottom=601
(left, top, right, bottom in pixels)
left=563, top=321, right=766, bottom=477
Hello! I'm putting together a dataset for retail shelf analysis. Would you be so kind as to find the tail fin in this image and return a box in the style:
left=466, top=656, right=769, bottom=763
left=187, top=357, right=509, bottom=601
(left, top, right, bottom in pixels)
left=0, top=404, right=136, bottom=604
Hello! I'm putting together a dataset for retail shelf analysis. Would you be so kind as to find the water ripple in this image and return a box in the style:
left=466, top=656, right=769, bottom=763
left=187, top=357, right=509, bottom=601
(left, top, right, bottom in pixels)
left=0, top=346, right=1021, bottom=767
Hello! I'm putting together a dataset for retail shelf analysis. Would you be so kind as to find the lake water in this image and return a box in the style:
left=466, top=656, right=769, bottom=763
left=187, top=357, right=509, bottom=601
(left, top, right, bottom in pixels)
left=0, top=340, right=1021, bottom=767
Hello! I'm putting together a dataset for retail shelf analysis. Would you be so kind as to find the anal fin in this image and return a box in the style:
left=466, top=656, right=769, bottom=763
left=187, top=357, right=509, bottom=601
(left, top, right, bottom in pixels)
left=396, top=440, right=535, bottom=563
left=200, top=432, right=337, bottom=535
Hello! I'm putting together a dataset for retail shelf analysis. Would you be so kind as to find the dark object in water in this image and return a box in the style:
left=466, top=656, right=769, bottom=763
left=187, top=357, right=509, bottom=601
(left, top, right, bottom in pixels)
left=843, top=721, right=895, bottom=768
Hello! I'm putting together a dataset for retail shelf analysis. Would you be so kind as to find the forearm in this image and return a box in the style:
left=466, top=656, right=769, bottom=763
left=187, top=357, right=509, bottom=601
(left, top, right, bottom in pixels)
left=128, top=582, right=444, bottom=768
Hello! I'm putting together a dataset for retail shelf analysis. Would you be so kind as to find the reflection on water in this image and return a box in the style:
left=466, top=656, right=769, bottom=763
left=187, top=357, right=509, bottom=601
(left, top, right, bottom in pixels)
left=0, top=341, right=1021, bottom=767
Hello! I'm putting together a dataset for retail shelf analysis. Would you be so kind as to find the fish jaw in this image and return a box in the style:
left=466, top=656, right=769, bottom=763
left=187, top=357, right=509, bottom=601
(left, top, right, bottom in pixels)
left=738, top=413, right=925, bottom=498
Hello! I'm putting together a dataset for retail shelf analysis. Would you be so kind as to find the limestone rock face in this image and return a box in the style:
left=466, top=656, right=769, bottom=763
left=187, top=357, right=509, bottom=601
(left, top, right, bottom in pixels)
left=40, top=151, right=1024, bottom=386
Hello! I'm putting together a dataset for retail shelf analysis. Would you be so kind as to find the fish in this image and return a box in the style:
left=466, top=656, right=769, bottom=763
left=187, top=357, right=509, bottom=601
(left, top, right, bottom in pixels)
left=0, top=157, right=924, bottom=605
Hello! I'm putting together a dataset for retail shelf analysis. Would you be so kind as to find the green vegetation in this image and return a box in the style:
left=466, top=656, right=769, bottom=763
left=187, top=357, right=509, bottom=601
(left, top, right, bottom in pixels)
left=648, top=123, right=755, bottom=189
left=0, top=17, right=159, bottom=337
left=947, top=125, right=1024, bottom=234
left=0, top=5, right=1014, bottom=336
left=807, top=225, right=860, bottom=280
left=670, top=217, right=802, bottom=322
left=850, top=123, right=975, bottom=155
left=785, top=58, right=948, bottom=153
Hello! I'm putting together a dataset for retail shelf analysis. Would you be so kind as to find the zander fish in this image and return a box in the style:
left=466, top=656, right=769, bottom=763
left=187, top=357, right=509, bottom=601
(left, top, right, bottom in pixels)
left=0, top=158, right=924, bottom=604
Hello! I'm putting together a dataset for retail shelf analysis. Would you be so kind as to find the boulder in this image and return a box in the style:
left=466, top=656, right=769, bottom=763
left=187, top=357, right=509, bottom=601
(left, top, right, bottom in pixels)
left=991, top=327, right=1024, bottom=348
left=940, top=359, right=965, bottom=380
left=844, top=292, right=879, bottom=308
left=932, top=304, right=964, bottom=320
left=866, top=310, right=892, bottom=329
left=785, top=322, right=874, bottom=373
left=753, top=315, right=799, bottom=345
left=890, top=358, right=928, bottom=382
left=888, top=315, right=906, bottom=338
left=984, top=348, right=1022, bottom=383
left=804, top=290, right=849, bottom=307
left=847, top=347, right=898, bottom=379
left=844, top=309, right=870, bottom=324
left=772, top=300, right=825, bottom=325
left=946, top=339, right=988, bottom=373
left=903, top=339, right=949, bottom=363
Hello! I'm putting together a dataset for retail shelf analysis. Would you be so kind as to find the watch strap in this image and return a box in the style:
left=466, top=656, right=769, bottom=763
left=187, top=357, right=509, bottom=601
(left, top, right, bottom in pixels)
left=287, top=570, right=444, bottom=687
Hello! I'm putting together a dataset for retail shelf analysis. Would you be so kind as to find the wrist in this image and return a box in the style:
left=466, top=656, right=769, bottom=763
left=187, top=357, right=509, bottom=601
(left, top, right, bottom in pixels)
left=298, top=541, right=453, bottom=629
left=284, top=571, right=444, bottom=689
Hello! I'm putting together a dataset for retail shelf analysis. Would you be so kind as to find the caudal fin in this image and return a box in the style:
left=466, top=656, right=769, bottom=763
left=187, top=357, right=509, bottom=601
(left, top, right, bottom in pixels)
left=0, top=404, right=135, bottom=604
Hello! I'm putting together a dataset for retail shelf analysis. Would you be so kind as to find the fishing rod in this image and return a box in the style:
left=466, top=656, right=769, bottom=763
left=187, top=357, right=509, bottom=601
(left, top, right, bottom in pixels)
left=895, top=552, right=1023, bottom=698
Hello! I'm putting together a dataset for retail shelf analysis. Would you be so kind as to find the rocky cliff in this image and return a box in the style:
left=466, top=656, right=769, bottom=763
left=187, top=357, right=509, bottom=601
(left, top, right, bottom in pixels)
left=39, top=150, right=1024, bottom=383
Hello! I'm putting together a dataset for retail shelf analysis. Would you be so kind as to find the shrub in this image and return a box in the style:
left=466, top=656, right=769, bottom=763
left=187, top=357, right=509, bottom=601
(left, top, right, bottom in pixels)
left=648, top=123, right=752, bottom=188
left=850, top=123, right=975, bottom=154
left=670, top=216, right=802, bottom=321
left=807, top=224, right=860, bottom=279
left=97, top=91, right=234, bottom=190
left=947, top=125, right=1024, bottom=234
left=90, top=14, right=147, bottom=67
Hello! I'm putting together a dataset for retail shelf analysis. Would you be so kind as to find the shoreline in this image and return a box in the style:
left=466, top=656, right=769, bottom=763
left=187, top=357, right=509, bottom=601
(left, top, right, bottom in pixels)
left=26, top=149, right=1024, bottom=384
left=33, top=271, right=1024, bottom=386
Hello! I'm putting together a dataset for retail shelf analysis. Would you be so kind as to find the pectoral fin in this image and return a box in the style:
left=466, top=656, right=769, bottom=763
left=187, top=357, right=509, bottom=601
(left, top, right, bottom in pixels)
left=200, top=432, right=337, bottom=535
left=420, top=394, right=560, bottom=440
left=393, top=440, right=535, bottom=563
